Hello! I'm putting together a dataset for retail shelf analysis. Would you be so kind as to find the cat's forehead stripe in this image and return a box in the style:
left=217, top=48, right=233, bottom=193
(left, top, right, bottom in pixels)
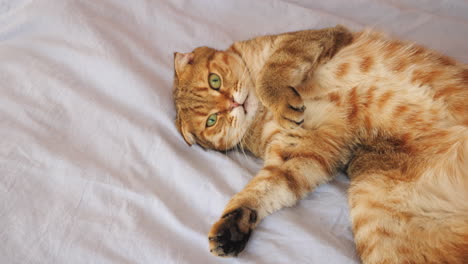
left=207, top=52, right=229, bottom=74
left=191, top=109, right=207, bottom=117
left=222, top=53, right=231, bottom=65
left=205, top=51, right=217, bottom=69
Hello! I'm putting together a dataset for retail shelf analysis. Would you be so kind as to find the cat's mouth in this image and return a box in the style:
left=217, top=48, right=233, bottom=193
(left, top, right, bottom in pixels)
left=233, top=89, right=251, bottom=115
left=241, top=94, right=249, bottom=114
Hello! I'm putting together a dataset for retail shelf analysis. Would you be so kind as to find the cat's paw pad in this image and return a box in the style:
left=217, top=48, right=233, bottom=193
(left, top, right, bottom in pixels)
left=272, top=86, right=305, bottom=129
left=208, top=207, right=257, bottom=257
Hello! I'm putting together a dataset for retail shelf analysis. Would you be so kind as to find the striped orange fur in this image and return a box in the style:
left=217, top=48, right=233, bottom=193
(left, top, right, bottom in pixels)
left=173, top=26, right=468, bottom=263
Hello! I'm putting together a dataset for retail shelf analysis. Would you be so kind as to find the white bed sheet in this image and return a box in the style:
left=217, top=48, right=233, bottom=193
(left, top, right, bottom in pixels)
left=1, top=0, right=467, bottom=263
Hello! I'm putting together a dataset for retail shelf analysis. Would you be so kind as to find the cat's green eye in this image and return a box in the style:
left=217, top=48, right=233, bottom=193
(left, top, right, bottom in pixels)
left=206, top=113, right=218, bottom=127
left=208, top=73, right=221, bottom=90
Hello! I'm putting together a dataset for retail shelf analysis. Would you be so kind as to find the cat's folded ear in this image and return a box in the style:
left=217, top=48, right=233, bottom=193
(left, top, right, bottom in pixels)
left=176, top=116, right=196, bottom=146
left=181, top=127, right=195, bottom=146
left=174, top=52, right=194, bottom=76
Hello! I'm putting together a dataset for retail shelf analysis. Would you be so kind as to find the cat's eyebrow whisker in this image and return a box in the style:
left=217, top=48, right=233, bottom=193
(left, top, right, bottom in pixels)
left=235, top=66, right=249, bottom=96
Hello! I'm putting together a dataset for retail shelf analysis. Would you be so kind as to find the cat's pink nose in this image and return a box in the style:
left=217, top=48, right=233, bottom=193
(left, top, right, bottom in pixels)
left=229, top=101, right=241, bottom=110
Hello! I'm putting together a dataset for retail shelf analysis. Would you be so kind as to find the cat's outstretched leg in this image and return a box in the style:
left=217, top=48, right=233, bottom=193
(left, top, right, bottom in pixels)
left=255, top=25, right=353, bottom=129
left=208, top=157, right=333, bottom=257
left=208, top=126, right=350, bottom=257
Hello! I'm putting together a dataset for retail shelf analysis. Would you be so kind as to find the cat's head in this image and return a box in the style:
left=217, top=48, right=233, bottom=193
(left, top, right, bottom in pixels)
left=173, top=47, right=258, bottom=151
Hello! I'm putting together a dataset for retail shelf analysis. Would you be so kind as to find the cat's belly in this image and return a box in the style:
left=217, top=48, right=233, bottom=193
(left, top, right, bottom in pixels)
left=302, top=97, right=343, bottom=130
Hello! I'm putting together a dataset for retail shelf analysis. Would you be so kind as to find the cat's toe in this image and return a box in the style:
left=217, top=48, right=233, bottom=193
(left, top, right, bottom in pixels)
left=208, top=207, right=257, bottom=257
left=276, top=104, right=305, bottom=129
left=274, top=86, right=305, bottom=129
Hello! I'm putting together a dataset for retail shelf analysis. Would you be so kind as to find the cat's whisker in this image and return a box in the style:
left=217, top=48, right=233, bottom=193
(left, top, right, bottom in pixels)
left=224, top=127, right=232, bottom=155
left=230, top=61, right=251, bottom=163
left=238, top=137, right=249, bottom=162
left=234, top=120, right=250, bottom=163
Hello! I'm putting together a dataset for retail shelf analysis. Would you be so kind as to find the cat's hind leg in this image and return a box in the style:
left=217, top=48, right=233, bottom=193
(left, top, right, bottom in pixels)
left=347, top=135, right=468, bottom=264
left=349, top=173, right=468, bottom=264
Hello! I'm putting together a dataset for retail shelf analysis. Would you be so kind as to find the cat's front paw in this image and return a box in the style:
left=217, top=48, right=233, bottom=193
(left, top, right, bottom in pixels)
left=208, top=207, right=257, bottom=257
left=269, top=86, right=305, bottom=129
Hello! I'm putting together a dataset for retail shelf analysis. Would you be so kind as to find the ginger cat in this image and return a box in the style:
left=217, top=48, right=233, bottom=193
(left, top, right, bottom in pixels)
left=173, top=26, right=468, bottom=264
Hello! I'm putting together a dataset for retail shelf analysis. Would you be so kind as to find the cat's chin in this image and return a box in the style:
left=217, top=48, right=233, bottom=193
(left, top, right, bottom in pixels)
left=244, top=94, right=259, bottom=121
